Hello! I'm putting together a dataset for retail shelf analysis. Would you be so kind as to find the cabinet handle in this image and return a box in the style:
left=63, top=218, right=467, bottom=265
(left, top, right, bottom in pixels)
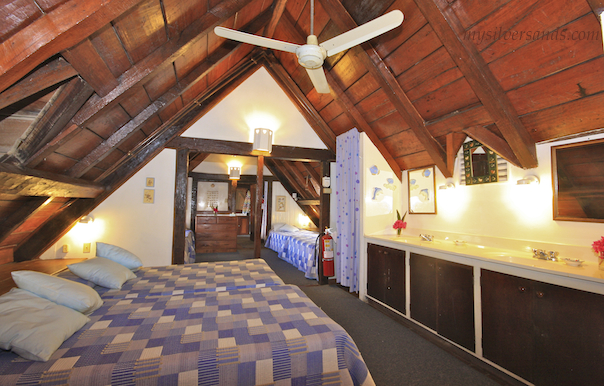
left=536, top=291, right=544, bottom=298
left=518, top=286, right=526, bottom=292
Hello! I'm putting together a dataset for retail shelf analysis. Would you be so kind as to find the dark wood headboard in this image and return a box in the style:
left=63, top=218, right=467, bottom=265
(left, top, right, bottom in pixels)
left=0, top=259, right=85, bottom=296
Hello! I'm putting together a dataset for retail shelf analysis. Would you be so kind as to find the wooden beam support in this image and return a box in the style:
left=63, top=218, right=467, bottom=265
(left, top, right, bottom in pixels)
left=254, top=156, right=264, bottom=258
left=414, top=0, right=538, bottom=169
left=320, top=0, right=450, bottom=178
left=168, top=137, right=335, bottom=162
left=0, top=197, right=52, bottom=245
left=0, top=0, right=144, bottom=94
left=282, top=161, right=317, bottom=198
left=300, top=162, right=321, bottom=195
left=463, top=126, right=521, bottom=168
left=446, top=132, right=466, bottom=175
left=265, top=0, right=288, bottom=38
left=0, top=164, right=105, bottom=198
left=318, top=161, right=331, bottom=285
left=188, top=153, right=209, bottom=172
left=0, top=58, right=77, bottom=110
left=190, top=172, right=257, bottom=184
left=172, top=148, right=189, bottom=265
left=297, top=199, right=321, bottom=206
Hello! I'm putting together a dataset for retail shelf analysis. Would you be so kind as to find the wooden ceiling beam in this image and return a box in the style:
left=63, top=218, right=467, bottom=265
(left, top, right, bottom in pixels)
left=462, top=126, right=521, bottom=167
left=62, top=39, right=119, bottom=97
left=0, top=197, right=52, bottom=245
left=0, top=164, right=105, bottom=198
left=300, top=162, right=321, bottom=195
left=265, top=0, right=288, bottom=38
left=0, top=0, right=144, bottom=94
left=282, top=161, right=317, bottom=198
left=167, top=137, right=335, bottom=162
left=320, top=0, right=450, bottom=178
left=0, top=58, right=77, bottom=111
left=188, top=153, right=209, bottom=172
left=414, top=0, right=538, bottom=169
left=14, top=52, right=261, bottom=261
left=445, top=132, right=466, bottom=173
left=15, top=77, right=94, bottom=165
left=262, top=53, right=336, bottom=152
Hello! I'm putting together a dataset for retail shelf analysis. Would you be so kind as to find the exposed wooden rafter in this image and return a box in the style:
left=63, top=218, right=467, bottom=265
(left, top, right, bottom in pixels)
left=414, top=0, right=538, bottom=169
left=0, top=0, right=145, bottom=94
left=463, top=126, right=521, bottom=167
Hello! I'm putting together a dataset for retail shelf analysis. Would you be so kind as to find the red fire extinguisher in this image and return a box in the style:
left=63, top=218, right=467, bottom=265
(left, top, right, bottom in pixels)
left=321, top=228, right=334, bottom=277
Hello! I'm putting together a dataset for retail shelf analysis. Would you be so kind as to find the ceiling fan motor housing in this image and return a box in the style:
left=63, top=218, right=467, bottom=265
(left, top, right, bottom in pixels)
left=296, top=35, right=326, bottom=69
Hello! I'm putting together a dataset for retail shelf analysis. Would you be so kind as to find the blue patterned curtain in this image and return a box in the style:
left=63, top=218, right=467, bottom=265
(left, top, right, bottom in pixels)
left=335, top=129, right=361, bottom=292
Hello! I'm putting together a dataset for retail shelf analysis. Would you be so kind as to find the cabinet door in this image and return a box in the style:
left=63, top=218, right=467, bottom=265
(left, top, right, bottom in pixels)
left=384, top=247, right=406, bottom=314
left=367, top=244, right=388, bottom=304
left=481, top=270, right=535, bottom=383
left=533, top=282, right=604, bottom=386
left=437, top=260, right=474, bottom=351
left=410, top=253, right=437, bottom=331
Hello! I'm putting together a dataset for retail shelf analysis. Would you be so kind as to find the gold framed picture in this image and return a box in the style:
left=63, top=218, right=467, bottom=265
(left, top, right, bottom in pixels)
left=143, top=189, right=155, bottom=204
left=276, top=196, right=286, bottom=212
left=146, top=177, right=155, bottom=187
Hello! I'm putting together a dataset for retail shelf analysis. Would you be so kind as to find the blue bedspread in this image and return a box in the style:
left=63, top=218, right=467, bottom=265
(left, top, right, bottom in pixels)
left=0, top=260, right=374, bottom=386
left=265, top=230, right=320, bottom=280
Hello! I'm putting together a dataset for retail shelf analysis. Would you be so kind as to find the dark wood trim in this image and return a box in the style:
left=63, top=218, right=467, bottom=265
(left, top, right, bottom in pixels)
left=254, top=156, right=264, bottom=258
left=318, top=161, right=331, bottom=285
left=413, top=0, right=537, bottom=169
left=172, top=148, right=189, bottom=265
left=0, top=197, right=52, bottom=245
left=297, top=199, right=321, bottom=206
left=168, top=137, right=335, bottom=161
left=229, top=179, right=238, bottom=212
left=190, top=172, right=257, bottom=184
left=282, top=161, right=317, bottom=198
left=446, top=132, right=467, bottom=174
left=188, top=153, right=209, bottom=172
left=0, top=58, right=77, bottom=110
left=190, top=178, right=198, bottom=233
left=0, top=164, right=105, bottom=198
left=266, top=179, right=273, bottom=232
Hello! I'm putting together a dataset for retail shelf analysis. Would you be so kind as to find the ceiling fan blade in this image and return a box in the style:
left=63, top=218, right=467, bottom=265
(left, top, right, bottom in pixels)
left=320, top=10, right=404, bottom=57
left=214, top=27, right=300, bottom=53
left=305, top=67, right=330, bottom=94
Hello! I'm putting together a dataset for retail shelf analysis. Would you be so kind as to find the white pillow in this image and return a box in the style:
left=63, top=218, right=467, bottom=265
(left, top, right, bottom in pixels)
left=0, top=288, right=89, bottom=361
left=11, top=270, right=103, bottom=315
left=96, top=242, right=142, bottom=270
left=272, top=223, right=286, bottom=230
left=68, top=257, right=136, bottom=289
left=279, top=224, right=299, bottom=232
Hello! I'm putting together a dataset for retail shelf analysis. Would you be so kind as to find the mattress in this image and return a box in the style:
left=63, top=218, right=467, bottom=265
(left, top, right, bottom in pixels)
left=265, top=230, right=320, bottom=279
left=0, top=259, right=374, bottom=386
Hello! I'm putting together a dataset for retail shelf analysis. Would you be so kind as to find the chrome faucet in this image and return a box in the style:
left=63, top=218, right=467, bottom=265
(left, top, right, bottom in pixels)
left=532, top=248, right=560, bottom=261
left=420, top=234, right=434, bottom=242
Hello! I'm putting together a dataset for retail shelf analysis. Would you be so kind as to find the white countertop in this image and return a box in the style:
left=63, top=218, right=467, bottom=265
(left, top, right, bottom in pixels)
left=366, top=234, right=604, bottom=288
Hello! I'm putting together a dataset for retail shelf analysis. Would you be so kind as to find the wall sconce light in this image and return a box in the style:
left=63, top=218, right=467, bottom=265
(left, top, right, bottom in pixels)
left=229, top=166, right=241, bottom=180
left=253, top=128, right=273, bottom=153
left=438, top=182, right=455, bottom=190
left=292, top=192, right=298, bottom=201
left=517, top=175, right=540, bottom=185
left=79, top=215, right=94, bottom=224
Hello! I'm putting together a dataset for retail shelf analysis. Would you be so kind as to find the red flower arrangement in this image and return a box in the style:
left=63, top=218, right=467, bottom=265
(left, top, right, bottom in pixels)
left=592, top=236, right=604, bottom=254
left=393, top=210, right=407, bottom=236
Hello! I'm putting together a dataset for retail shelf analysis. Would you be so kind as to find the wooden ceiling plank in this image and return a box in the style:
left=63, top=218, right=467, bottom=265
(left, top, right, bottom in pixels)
left=0, top=197, right=52, bottom=245
left=167, top=136, right=335, bottom=162
left=265, top=0, right=289, bottom=38
left=263, top=53, right=337, bottom=152
left=462, top=126, right=521, bottom=168
left=0, top=58, right=77, bottom=111
left=320, top=0, right=450, bottom=178
left=67, top=0, right=254, bottom=134
left=0, top=164, right=105, bottom=198
left=0, top=0, right=145, bottom=94
left=62, top=39, right=119, bottom=97
left=16, top=77, right=94, bottom=166
left=414, top=0, right=538, bottom=169
left=586, top=0, right=604, bottom=15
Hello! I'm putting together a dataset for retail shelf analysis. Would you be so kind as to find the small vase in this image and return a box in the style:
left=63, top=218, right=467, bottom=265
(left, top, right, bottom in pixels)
left=599, top=252, right=604, bottom=271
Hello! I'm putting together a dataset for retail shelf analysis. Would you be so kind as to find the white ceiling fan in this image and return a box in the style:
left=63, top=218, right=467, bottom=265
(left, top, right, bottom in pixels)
left=214, top=1, right=403, bottom=94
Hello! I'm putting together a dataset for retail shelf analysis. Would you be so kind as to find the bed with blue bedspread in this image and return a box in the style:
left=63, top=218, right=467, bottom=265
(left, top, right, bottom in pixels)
left=0, top=259, right=374, bottom=385
left=265, top=228, right=320, bottom=280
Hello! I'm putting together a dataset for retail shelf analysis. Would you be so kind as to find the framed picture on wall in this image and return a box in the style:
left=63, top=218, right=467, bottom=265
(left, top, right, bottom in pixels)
left=276, top=196, right=286, bottom=212
left=143, top=189, right=155, bottom=204
left=408, top=166, right=436, bottom=214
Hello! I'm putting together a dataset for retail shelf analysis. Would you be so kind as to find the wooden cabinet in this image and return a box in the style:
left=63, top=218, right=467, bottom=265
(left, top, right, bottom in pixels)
left=410, top=253, right=475, bottom=351
left=482, top=269, right=604, bottom=385
left=367, top=243, right=406, bottom=314
left=195, top=215, right=237, bottom=253
left=237, top=215, right=249, bottom=235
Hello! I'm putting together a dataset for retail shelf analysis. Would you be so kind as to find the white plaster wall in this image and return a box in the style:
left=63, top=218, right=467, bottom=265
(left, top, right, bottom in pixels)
left=42, top=149, right=176, bottom=267
left=392, top=134, right=604, bottom=262
left=271, top=182, right=310, bottom=229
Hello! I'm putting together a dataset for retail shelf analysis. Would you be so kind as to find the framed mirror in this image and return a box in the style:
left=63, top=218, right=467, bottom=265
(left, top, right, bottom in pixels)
left=463, top=140, right=499, bottom=185
left=552, top=138, right=604, bottom=222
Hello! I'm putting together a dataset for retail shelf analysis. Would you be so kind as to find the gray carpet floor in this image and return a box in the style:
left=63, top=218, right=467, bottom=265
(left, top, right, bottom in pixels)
left=197, top=236, right=520, bottom=386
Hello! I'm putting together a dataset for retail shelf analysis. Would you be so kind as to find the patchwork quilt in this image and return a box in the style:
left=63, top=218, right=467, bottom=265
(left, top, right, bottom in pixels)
left=0, top=260, right=374, bottom=386
left=265, top=231, right=320, bottom=280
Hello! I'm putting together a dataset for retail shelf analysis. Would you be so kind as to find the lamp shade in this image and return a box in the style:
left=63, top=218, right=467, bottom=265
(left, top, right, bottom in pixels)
left=253, top=128, right=273, bottom=152
left=229, top=166, right=241, bottom=180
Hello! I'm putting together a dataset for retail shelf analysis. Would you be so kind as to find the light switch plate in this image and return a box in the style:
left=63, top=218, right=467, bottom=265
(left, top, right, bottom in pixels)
left=83, top=243, right=91, bottom=253
left=62, top=245, right=69, bottom=253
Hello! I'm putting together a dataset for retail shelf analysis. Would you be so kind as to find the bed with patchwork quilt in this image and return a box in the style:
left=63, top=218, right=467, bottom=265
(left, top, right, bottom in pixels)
left=265, top=225, right=320, bottom=280
left=0, top=253, right=374, bottom=386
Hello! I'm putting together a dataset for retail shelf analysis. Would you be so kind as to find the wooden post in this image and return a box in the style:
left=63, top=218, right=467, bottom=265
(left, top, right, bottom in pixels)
left=254, top=156, right=264, bottom=258
left=172, top=148, right=189, bottom=264
left=229, top=179, right=238, bottom=212
left=190, top=177, right=198, bottom=233
left=318, top=161, right=331, bottom=284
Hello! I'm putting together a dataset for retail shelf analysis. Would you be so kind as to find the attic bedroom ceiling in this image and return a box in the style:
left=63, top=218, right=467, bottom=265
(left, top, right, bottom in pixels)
left=1, top=0, right=604, bottom=263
